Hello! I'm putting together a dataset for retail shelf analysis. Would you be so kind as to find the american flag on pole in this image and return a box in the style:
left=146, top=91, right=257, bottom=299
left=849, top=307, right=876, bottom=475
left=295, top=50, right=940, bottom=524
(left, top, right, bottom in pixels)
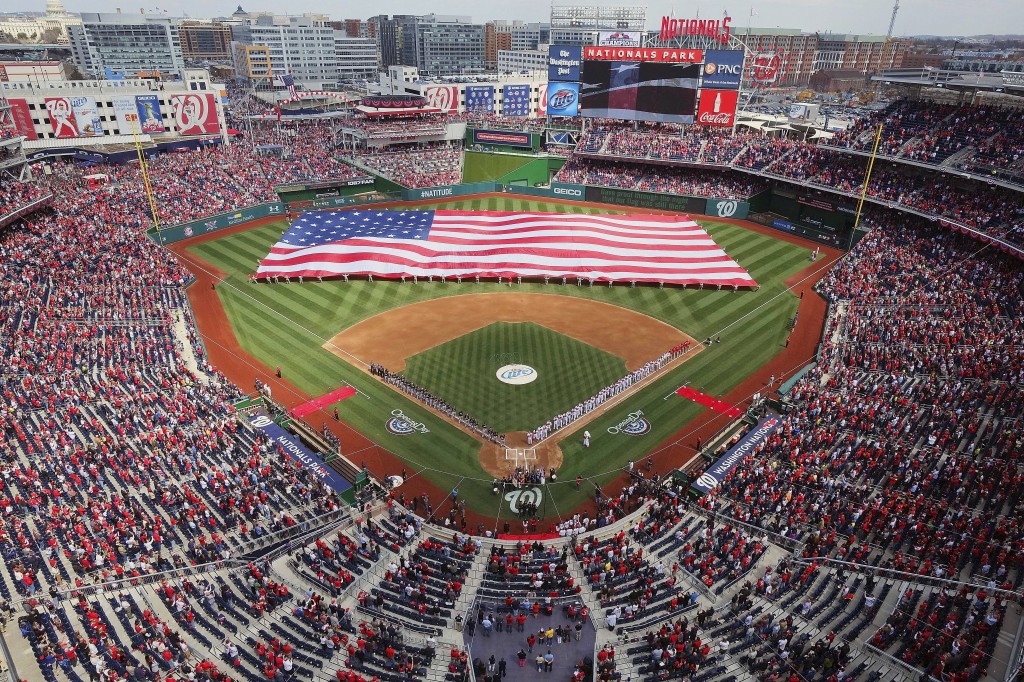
left=255, top=210, right=756, bottom=286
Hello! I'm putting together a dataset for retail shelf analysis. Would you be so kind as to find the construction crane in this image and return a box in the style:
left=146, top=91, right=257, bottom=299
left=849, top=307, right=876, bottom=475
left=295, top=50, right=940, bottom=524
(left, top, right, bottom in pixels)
left=887, top=0, right=900, bottom=39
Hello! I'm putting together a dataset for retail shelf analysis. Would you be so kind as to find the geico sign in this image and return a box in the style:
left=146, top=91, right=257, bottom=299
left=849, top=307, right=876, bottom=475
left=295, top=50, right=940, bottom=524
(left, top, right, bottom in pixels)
left=553, top=187, right=582, bottom=197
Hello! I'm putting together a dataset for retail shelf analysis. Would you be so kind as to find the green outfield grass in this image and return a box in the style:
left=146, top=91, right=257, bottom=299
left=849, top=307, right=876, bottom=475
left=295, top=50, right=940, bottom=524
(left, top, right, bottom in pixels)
left=187, top=196, right=811, bottom=519
left=462, top=151, right=533, bottom=183
left=404, top=322, right=628, bottom=432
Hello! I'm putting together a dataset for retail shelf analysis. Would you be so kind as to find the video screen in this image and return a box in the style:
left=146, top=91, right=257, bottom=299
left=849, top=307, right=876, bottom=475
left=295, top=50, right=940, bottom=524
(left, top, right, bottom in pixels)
left=580, top=61, right=700, bottom=123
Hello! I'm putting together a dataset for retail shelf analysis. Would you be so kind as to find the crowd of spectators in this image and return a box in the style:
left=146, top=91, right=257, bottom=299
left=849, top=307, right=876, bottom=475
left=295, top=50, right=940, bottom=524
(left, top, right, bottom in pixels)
left=578, top=123, right=752, bottom=166
left=555, top=158, right=766, bottom=198
left=701, top=214, right=1023, bottom=681
left=0, top=116, right=384, bottom=682
left=0, top=178, right=51, bottom=222
left=352, top=143, right=463, bottom=188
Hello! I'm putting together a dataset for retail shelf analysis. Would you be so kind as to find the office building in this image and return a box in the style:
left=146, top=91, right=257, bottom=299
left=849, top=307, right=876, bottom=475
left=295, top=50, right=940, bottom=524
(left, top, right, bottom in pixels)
left=497, top=49, right=547, bottom=75
left=233, top=14, right=338, bottom=91
left=179, top=21, right=234, bottom=62
left=371, top=14, right=484, bottom=76
left=68, top=12, right=185, bottom=79
left=485, top=24, right=512, bottom=69
left=335, top=34, right=379, bottom=81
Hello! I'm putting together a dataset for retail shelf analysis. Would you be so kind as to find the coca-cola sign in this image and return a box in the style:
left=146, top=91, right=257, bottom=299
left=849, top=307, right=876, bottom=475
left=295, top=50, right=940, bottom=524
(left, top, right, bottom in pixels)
left=696, top=89, right=738, bottom=127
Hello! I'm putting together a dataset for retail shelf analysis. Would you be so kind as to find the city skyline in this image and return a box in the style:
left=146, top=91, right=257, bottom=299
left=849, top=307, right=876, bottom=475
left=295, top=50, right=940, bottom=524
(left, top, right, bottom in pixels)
left=3, top=0, right=1020, bottom=39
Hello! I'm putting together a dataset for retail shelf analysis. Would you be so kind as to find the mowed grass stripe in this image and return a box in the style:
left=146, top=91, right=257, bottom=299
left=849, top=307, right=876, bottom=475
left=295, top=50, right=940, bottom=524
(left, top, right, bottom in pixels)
left=188, top=202, right=812, bottom=513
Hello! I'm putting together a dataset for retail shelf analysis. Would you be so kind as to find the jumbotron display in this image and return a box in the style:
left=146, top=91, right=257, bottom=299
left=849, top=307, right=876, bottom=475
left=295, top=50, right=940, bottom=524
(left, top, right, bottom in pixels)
left=580, top=60, right=701, bottom=123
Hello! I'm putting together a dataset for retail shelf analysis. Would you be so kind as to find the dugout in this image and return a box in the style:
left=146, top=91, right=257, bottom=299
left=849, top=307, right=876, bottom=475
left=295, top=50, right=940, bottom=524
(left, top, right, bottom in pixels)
left=757, top=184, right=856, bottom=247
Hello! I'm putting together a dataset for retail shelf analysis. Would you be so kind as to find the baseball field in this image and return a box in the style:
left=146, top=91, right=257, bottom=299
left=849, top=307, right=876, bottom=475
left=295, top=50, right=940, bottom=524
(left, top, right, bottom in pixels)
left=182, top=195, right=815, bottom=523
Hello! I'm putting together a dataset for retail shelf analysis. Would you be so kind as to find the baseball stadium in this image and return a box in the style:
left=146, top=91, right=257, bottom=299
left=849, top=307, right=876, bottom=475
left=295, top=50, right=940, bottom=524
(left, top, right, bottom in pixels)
left=0, top=14, right=1022, bottom=682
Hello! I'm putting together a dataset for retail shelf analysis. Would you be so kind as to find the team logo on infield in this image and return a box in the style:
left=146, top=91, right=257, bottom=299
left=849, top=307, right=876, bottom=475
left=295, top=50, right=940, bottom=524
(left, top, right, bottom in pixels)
left=496, top=364, right=538, bottom=385
left=385, top=409, right=430, bottom=436
left=504, top=487, right=542, bottom=514
left=607, top=410, right=652, bottom=436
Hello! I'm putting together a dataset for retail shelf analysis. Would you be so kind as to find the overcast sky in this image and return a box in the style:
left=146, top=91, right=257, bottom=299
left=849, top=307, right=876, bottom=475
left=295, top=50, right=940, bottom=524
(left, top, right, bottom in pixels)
left=24, top=0, right=1021, bottom=38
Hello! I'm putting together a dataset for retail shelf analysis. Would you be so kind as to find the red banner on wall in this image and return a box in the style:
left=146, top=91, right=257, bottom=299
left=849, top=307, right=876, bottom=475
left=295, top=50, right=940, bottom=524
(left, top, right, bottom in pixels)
left=696, top=89, right=739, bottom=127
left=171, top=93, right=220, bottom=136
left=7, top=98, right=37, bottom=140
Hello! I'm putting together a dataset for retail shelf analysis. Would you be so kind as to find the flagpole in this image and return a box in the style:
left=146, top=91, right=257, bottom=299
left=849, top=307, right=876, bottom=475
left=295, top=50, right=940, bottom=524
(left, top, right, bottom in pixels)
left=850, top=123, right=883, bottom=251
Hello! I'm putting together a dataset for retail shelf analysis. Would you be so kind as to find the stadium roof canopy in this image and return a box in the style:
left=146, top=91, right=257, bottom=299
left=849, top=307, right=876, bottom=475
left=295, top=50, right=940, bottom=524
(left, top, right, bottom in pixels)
left=355, top=105, right=441, bottom=117
left=872, top=67, right=1024, bottom=99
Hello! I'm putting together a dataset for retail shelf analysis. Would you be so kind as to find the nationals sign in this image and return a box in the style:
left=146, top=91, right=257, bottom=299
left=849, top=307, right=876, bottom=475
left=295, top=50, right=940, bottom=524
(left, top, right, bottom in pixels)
left=424, top=85, right=458, bottom=112
left=696, top=89, right=739, bottom=127
left=660, top=16, right=732, bottom=44
left=583, top=47, right=703, bottom=63
left=171, top=93, right=220, bottom=136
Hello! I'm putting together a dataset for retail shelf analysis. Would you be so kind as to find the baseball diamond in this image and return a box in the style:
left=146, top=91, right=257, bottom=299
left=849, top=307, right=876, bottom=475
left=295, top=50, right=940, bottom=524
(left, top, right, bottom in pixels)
left=182, top=195, right=814, bottom=519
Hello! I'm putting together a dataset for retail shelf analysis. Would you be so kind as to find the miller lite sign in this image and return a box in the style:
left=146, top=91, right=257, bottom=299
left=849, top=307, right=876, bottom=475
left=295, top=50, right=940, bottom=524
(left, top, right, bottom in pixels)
left=696, top=89, right=738, bottom=127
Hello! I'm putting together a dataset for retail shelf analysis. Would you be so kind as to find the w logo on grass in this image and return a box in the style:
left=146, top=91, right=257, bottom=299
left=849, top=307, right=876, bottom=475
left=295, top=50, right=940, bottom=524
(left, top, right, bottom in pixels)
left=504, top=487, right=542, bottom=514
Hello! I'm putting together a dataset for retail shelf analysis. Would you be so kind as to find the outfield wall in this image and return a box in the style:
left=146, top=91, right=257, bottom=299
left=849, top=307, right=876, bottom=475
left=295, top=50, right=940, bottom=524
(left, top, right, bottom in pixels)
left=155, top=202, right=286, bottom=245
left=151, top=182, right=751, bottom=246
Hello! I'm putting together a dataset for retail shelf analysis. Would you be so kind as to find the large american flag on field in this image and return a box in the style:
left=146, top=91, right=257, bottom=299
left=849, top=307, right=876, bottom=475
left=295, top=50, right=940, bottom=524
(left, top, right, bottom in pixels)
left=255, top=210, right=756, bottom=287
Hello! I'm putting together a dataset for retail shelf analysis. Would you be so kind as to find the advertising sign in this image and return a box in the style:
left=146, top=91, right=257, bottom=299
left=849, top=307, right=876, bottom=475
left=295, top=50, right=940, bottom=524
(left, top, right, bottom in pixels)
left=112, top=95, right=139, bottom=135
left=660, top=16, right=732, bottom=44
left=171, top=93, right=220, bottom=136
left=247, top=415, right=352, bottom=494
left=750, top=53, right=782, bottom=83
left=424, top=85, right=459, bottom=112
left=598, top=31, right=641, bottom=47
left=69, top=96, right=103, bottom=137
left=473, top=129, right=532, bottom=148
left=501, top=84, right=531, bottom=117
left=690, top=416, right=780, bottom=495
left=134, top=94, right=164, bottom=134
left=6, top=98, right=37, bottom=140
left=584, top=47, right=703, bottom=63
left=537, top=83, right=548, bottom=116
left=702, top=50, right=745, bottom=89
left=548, top=45, right=582, bottom=82
left=545, top=83, right=580, bottom=117
left=45, top=97, right=80, bottom=138
left=696, top=89, right=739, bottom=127
left=465, top=85, right=495, bottom=113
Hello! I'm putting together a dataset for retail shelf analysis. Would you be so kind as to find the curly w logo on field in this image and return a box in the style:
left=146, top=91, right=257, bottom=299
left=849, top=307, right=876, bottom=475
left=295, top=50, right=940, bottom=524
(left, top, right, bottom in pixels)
left=504, top=487, right=542, bottom=515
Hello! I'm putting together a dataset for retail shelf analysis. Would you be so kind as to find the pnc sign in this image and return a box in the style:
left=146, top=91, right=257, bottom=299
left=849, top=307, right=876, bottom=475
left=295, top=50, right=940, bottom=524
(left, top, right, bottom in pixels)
left=660, top=16, right=732, bottom=44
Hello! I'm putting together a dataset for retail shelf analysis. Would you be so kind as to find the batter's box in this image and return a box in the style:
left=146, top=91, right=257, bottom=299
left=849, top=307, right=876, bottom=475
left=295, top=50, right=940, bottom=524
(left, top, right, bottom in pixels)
left=504, top=448, right=537, bottom=466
